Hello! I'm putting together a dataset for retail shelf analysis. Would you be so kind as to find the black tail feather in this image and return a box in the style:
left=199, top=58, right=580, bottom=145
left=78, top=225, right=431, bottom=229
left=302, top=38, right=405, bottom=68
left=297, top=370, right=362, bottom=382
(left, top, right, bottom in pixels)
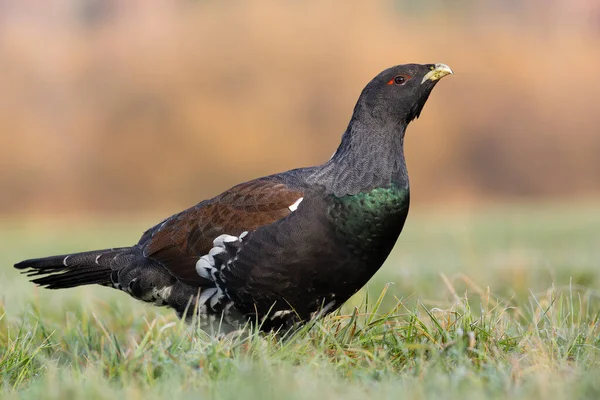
left=31, top=269, right=113, bottom=289
left=15, top=247, right=130, bottom=289
left=15, top=246, right=204, bottom=319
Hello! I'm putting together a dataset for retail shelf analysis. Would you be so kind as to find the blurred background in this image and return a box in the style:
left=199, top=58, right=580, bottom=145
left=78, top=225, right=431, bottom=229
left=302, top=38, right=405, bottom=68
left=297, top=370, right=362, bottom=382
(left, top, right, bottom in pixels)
left=2, top=3, right=600, bottom=396
left=1, top=0, right=600, bottom=217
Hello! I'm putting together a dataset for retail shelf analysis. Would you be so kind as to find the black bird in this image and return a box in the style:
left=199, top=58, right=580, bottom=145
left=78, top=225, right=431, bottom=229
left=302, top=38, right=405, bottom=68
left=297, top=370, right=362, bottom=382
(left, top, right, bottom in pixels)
left=15, top=63, right=453, bottom=332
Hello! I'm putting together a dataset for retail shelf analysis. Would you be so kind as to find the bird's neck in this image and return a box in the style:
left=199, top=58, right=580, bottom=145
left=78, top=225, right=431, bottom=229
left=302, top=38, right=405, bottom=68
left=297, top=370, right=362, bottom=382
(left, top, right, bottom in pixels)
left=313, top=114, right=409, bottom=197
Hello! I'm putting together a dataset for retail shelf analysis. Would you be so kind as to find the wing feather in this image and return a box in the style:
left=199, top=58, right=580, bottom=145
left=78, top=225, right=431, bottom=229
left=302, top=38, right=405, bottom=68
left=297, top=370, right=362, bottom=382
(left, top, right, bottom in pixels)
left=140, top=179, right=304, bottom=284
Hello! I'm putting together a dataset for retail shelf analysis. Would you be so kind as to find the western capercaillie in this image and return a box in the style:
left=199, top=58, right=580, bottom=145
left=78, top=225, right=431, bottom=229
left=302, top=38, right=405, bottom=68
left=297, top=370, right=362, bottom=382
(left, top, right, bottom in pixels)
left=15, top=63, right=453, bottom=333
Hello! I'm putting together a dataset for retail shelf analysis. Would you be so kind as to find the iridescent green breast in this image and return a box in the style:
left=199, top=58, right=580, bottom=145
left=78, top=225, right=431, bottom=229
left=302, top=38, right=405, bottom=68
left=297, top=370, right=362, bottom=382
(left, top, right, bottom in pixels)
left=327, top=186, right=410, bottom=260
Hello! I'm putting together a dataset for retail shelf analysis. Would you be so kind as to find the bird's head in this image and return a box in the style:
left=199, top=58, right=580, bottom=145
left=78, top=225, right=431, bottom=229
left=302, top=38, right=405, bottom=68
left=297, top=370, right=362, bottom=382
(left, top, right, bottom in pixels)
left=357, top=63, right=453, bottom=125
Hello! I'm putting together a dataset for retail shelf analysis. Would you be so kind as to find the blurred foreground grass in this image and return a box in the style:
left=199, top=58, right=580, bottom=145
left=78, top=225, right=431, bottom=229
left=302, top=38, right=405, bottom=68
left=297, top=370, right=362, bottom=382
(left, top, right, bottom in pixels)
left=1, top=204, right=600, bottom=399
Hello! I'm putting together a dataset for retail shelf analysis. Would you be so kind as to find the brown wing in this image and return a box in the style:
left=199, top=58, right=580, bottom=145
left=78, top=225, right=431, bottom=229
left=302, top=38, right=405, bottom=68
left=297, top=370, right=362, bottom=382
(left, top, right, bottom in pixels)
left=140, top=179, right=304, bottom=285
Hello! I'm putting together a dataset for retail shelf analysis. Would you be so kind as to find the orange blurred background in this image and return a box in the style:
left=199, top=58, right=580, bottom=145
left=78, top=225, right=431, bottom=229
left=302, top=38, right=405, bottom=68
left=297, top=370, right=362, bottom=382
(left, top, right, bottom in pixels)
left=1, top=0, right=599, bottom=217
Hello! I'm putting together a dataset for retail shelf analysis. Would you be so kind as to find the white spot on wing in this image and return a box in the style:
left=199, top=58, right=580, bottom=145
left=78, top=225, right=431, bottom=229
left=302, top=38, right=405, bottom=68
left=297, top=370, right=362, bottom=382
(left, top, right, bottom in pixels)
left=288, top=197, right=303, bottom=212
left=63, top=255, right=70, bottom=267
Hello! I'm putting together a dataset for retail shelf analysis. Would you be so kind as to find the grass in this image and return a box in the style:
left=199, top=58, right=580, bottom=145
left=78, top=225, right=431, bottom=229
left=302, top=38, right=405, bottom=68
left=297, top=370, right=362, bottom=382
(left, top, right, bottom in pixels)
left=1, top=204, right=600, bottom=399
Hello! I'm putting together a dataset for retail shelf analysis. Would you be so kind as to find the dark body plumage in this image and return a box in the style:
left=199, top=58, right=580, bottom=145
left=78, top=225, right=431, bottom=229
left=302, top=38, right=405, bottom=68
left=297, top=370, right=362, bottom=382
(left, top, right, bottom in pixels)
left=15, top=63, right=452, bottom=332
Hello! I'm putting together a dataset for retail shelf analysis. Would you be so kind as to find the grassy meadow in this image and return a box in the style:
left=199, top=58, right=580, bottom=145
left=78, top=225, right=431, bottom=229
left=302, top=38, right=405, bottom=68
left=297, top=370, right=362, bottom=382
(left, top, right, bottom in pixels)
left=1, top=204, right=600, bottom=399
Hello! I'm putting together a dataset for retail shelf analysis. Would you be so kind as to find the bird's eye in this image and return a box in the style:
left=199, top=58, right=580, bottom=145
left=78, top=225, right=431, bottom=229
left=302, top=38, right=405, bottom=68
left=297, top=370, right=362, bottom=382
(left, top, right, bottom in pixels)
left=394, top=75, right=406, bottom=85
left=387, top=75, right=411, bottom=85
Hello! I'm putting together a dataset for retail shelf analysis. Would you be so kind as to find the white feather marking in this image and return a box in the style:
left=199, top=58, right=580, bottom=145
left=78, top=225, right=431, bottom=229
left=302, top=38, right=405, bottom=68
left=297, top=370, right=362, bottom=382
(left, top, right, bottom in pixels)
left=321, top=300, right=336, bottom=314
left=213, top=234, right=238, bottom=247
left=272, top=310, right=293, bottom=319
left=222, top=235, right=238, bottom=243
left=222, top=302, right=235, bottom=323
left=196, top=232, right=247, bottom=280
left=288, top=197, right=303, bottom=212
left=95, top=254, right=101, bottom=264
left=157, top=285, right=173, bottom=300
left=209, top=288, right=224, bottom=309
left=63, top=255, right=70, bottom=267
left=148, top=285, right=174, bottom=305
left=208, top=247, right=226, bottom=257
left=310, top=300, right=337, bottom=319
left=198, top=287, right=218, bottom=306
left=127, top=278, right=137, bottom=294
left=196, top=256, right=215, bottom=280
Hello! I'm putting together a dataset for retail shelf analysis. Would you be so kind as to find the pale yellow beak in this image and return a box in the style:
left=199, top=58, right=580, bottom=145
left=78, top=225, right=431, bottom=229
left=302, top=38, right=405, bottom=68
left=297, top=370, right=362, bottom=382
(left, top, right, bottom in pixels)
left=421, top=63, right=453, bottom=84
